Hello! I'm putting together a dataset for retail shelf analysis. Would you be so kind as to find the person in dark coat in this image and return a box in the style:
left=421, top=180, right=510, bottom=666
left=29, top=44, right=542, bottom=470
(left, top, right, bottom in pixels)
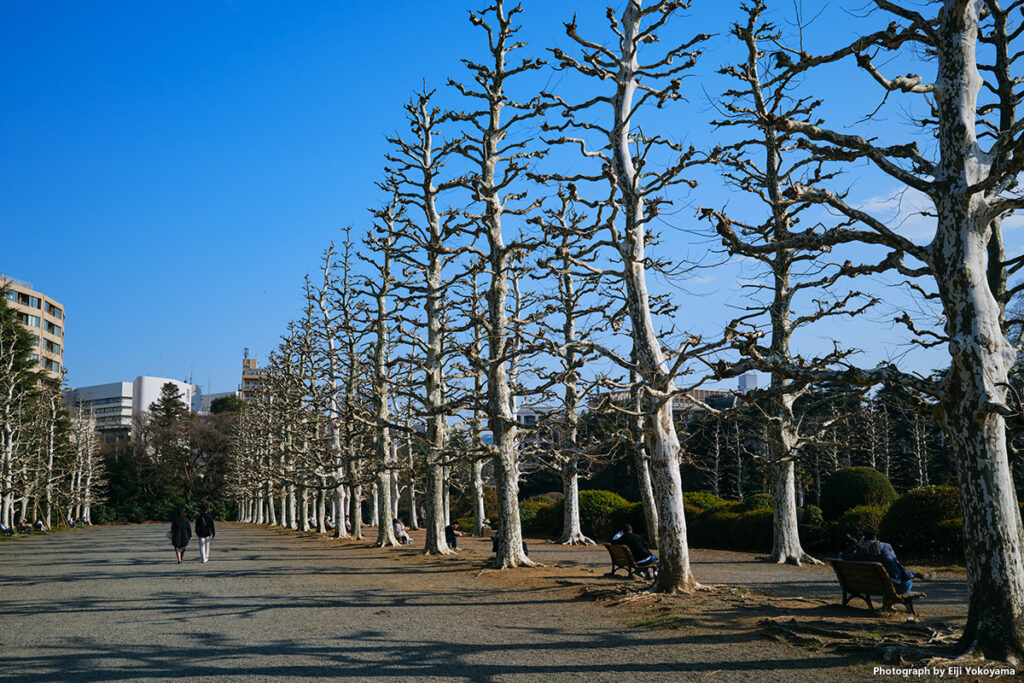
left=195, top=505, right=216, bottom=563
left=611, top=524, right=658, bottom=578
left=444, top=522, right=461, bottom=550
left=841, top=526, right=922, bottom=594
left=170, top=509, right=192, bottom=563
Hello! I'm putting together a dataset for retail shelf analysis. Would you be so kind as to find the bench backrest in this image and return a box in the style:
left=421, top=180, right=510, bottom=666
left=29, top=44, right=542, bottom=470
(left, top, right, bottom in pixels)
left=827, top=559, right=898, bottom=598
left=605, top=543, right=637, bottom=566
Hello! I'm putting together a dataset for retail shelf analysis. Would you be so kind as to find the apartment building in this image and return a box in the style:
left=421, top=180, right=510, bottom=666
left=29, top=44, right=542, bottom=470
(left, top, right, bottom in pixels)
left=1, top=274, right=64, bottom=379
left=239, top=353, right=264, bottom=402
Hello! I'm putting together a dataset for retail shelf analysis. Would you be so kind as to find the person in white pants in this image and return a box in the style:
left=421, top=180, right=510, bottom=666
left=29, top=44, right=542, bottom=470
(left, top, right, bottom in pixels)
left=195, top=505, right=216, bottom=563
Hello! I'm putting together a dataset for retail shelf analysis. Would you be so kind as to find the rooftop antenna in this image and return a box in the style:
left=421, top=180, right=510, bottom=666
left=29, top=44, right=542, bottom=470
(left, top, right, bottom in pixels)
left=244, top=347, right=249, bottom=361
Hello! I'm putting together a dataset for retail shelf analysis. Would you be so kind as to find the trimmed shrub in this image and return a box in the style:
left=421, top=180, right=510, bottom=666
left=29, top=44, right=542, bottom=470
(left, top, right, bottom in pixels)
left=550, top=490, right=631, bottom=541
left=733, top=509, right=773, bottom=551
left=454, top=516, right=476, bottom=533
left=879, top=485, right=961, bottom=558
left=820, top=467, right=897, bottom=520
left=836, top=504, right=886, bottom=541
left=799, top=505, right=824, bottom=528
left=691, top=505, right=741, bottom=549
left=935, top=518, right=964, bottom=561
left=683, top=491, right=727, bottom=513
left=797, top=505, right=829, bottom=550
left=736, top=493, right=772, bottom=513
left=519, top=497, right=558, bottom=536
left=611, top=502, right=649, bottom=538
left=578, top=490, right=629, bottom=539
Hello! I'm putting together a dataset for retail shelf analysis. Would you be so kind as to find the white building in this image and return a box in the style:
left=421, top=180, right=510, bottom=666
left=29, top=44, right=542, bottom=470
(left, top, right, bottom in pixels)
left=132, top=376, right=198, bottom=416
left=63, top=382, right=134, bottom=432
left=64, top=376, right=201, bottom=433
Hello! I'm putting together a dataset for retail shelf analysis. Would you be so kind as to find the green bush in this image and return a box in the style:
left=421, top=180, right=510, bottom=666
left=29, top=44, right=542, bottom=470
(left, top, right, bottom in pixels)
left=736, top=493, right=772, bottom=513
left=836, top=504, right=886, bottom=541
left=691, top=505, right=741, bottom=549
left=611, top=502, right=649, bottom=538
left=797, top=505, right=829, bottom=550
left=935, top=518, right=964, bottom=560
left=683, top=491, right=727, bottom=513
left=519, top=498, right=558, bottom=536
left=879, top=485, right=961, bottom=558
left=733, top=509, right=773, bottom=551
left=578, top=490, right=630, bottom=539
left=820, top=467, right=897, bottom=520
left=454, top=516, right=477, bottom=533
left=799, top=505, right=824, bottom=527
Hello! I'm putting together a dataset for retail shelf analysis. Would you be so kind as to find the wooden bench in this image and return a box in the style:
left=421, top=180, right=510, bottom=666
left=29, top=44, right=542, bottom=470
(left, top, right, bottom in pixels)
left=604, top=543, right=657, bottom=579
left=826, top=558, right=926, bottom=615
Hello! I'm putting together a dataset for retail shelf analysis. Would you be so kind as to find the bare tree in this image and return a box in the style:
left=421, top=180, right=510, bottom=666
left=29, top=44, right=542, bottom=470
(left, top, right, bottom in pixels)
left=448, top=0, right=549, bottom=569
left=387, top=87, right=464, bottom=555
left=700, top=1, right=888, bottom=565
left=547, top=0, right=715, bottom=592
left=738, top=0, right=1024, bottom=659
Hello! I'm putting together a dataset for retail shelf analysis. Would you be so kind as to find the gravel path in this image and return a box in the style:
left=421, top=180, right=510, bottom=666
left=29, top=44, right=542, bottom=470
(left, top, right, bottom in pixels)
left=0, top=524, right=966, bottom=681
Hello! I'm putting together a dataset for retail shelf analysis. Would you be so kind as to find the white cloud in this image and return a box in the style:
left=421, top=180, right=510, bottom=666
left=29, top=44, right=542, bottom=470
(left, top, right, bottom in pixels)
left=855, top=187, right=935, bottom=240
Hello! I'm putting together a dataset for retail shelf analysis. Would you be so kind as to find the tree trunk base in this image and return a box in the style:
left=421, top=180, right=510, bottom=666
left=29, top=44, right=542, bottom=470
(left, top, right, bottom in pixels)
left=493, top=556, right=542, bottom=569
left=767, top=550, right=823, bottom=566
left=652, top=575, right=701, bottom=594
left=558, top=533, right=595, bottom=546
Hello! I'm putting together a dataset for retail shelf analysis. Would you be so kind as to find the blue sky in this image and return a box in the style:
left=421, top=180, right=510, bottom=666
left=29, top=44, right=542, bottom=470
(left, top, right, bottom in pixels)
left=0, top=2, right=990, bottom=395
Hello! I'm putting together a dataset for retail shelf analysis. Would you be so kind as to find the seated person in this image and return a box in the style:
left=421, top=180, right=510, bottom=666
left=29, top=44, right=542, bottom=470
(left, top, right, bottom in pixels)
left=0, top=521, right=13, bottom=536
left=68, top=516, right=76, bottom=528
left=17, top=520, right=32, bottom=534
left=611, top=524, right=658, bottom=578
left=444, top=522, right=461, bottom=550
left=841, top=526, right=922, bottom=594
left=307, top=515, right=317, bottom=529
left=34, top=518, right=47, bottom=532
left=344, top=517, right=352, bottom=533
left=325, top=517, right=335, bottom=530
left=392, top=518, right=412, bottom=544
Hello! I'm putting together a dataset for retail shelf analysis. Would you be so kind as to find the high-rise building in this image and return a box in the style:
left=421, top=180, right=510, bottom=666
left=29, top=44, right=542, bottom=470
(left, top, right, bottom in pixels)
left=1, top=274, right=65, bottom=379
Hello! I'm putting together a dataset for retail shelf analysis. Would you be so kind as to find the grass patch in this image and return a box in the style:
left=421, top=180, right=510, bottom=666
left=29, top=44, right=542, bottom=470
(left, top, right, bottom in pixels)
left=622, top=613, right=695, bottom=630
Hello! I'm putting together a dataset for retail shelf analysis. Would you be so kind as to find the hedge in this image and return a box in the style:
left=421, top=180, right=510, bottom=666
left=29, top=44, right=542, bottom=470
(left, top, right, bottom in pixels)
left=879, top=485, right=962, bottom=558
left=820, top=467, right=897, bottom=520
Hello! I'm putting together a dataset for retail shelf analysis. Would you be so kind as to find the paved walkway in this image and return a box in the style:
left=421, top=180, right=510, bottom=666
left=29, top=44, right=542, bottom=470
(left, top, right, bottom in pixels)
left=0, top=524, right=963, bottom=681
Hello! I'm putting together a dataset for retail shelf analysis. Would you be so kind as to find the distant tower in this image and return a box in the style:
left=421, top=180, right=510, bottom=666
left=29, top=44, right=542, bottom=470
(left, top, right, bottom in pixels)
left=738, top=372, right=757, bottom=394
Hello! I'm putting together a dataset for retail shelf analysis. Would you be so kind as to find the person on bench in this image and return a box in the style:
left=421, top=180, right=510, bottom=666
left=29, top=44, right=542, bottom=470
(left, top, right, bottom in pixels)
left=841, top=526, right=922, bottom=594
left=611, top=524, right=658, bottom=579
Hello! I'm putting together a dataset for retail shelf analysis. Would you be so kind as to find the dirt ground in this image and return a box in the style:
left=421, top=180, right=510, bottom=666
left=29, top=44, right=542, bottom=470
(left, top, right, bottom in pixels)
left=0, top=522, right=1010, bottom=682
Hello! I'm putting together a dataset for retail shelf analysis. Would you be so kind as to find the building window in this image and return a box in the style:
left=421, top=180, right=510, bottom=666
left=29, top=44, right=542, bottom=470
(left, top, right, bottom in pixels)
left=4, top=291, right=15, bottom=303
left=45, top=321, right=61, bottom=336
left=17, top=313, right=40, bottom=328
left=28, top=353, right=37, bottom=361
left=45, top=303, right=62, bottom=319
left=45, top=340, right=61, bottom=355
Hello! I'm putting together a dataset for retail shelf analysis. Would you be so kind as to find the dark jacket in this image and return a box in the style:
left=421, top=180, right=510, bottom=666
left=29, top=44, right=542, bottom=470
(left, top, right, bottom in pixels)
left=842, top=540, right=914, bottom=584
left=195, top=513, right=215, bottom=538
left=171, top=518, right=192, bottom=548
left=612, top=531, right=654, bottom=564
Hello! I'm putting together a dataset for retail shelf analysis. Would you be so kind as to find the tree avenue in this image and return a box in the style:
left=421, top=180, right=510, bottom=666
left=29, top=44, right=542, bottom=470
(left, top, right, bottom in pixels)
left=211, top=0, right=1024, bottom=665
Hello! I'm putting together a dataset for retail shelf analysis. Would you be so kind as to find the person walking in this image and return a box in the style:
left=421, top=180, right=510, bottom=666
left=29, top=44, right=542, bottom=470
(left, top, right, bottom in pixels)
left=170, top=509, right=192, bottom=564
left=195, top=505, right=216, bottom=563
